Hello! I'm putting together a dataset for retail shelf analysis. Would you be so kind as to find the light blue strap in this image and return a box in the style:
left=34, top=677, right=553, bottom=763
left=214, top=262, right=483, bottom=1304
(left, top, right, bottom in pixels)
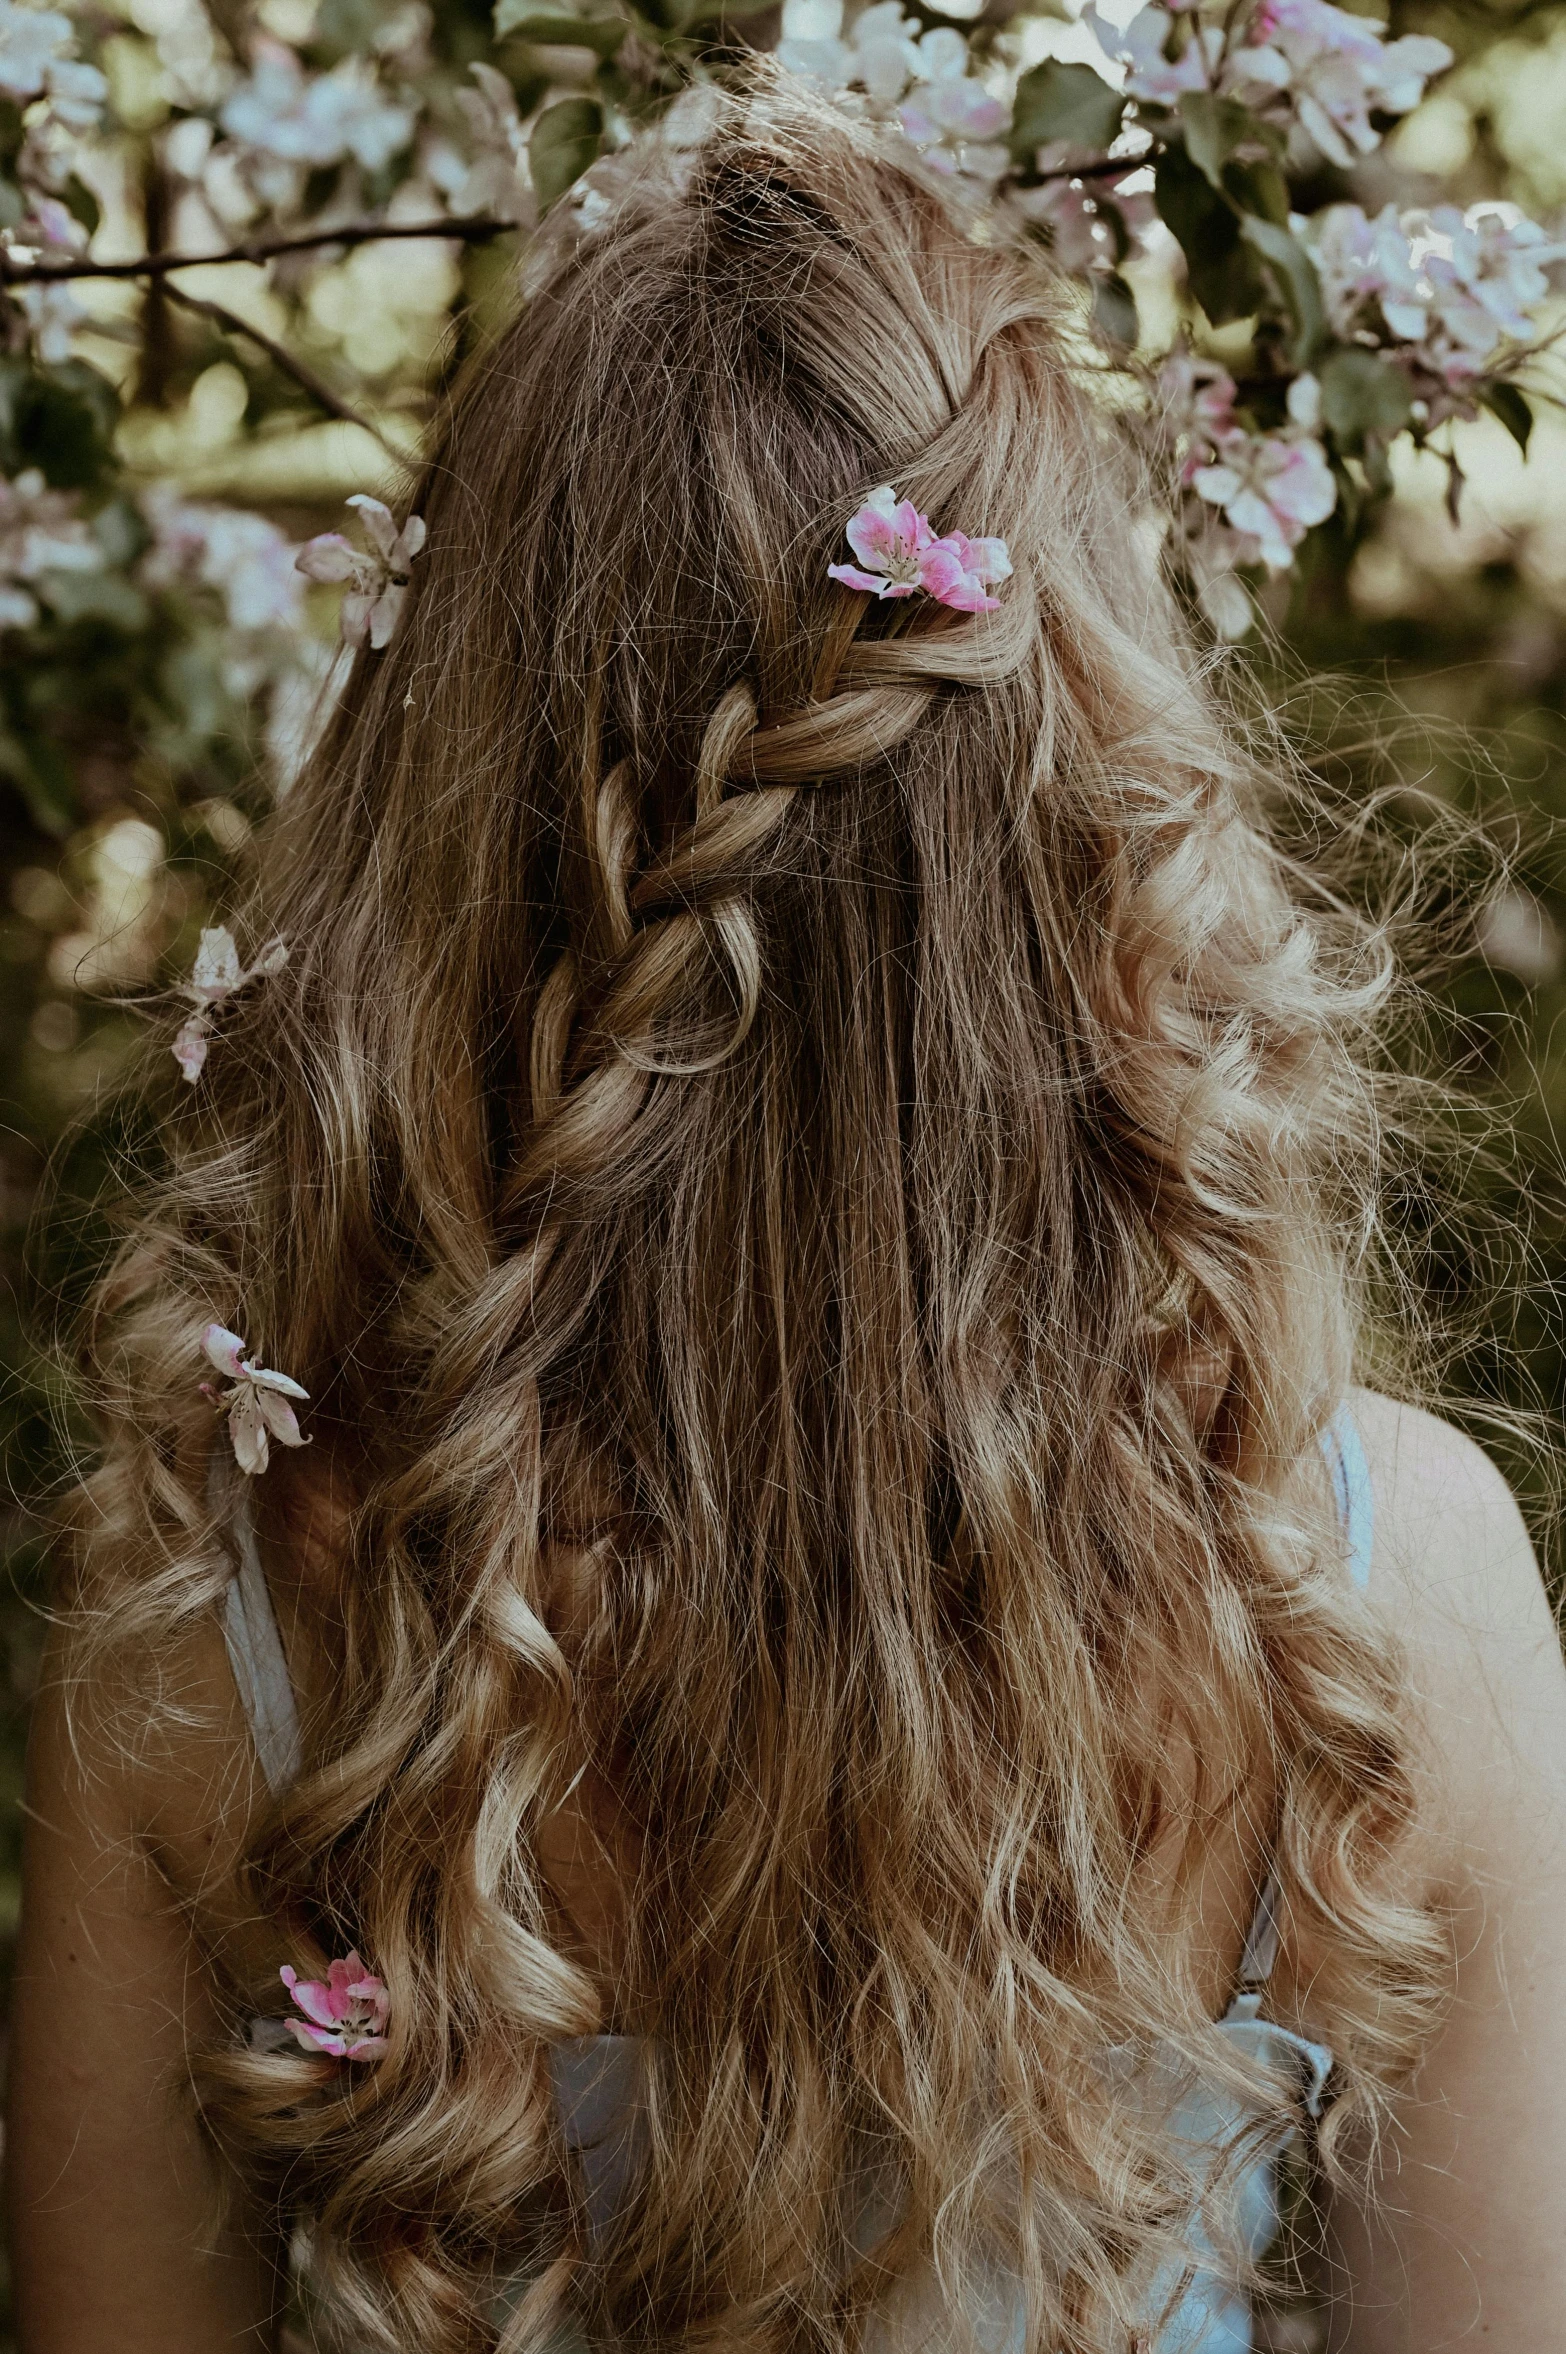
left=210, top=1456, right=303, bottom=1796
left=1324, top=1406, right=1374, bottom=1592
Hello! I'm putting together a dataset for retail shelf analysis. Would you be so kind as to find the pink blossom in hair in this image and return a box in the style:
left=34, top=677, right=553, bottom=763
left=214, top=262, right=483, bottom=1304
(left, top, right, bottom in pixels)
left=829, top=485, right=1011, bottom=611
left=201, top=1322, right=309, bottom=1475
left=280, top=1952, right=390, bottom=2059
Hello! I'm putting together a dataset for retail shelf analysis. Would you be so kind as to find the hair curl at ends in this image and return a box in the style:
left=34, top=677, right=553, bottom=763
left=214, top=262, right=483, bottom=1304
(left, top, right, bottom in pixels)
left=73, top=73, right=1446, bottom=2354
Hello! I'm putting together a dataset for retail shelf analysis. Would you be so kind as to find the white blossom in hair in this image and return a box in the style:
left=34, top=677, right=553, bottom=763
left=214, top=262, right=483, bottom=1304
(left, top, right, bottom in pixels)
left=172, top=926, right=288, bottom=1084
left=200, top=1323, right=310, bottom=1476
left=296, top=494, right=427, bottom=650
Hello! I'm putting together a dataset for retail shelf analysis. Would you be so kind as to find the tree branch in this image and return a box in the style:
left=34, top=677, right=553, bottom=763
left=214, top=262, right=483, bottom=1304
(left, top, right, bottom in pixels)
left=159, top=282, right=410, bottom=462
left=0, top=213, right=518, bottom=286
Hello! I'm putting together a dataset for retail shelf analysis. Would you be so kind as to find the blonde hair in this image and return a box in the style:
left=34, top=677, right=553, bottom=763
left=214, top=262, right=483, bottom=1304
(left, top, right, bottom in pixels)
left=71, top=82, right=1445, bottom=2354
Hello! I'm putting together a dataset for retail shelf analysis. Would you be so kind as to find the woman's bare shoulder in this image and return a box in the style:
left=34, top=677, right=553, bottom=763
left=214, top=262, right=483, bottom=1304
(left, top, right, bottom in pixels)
left=1349, top=1384, right=1566, bottom=1870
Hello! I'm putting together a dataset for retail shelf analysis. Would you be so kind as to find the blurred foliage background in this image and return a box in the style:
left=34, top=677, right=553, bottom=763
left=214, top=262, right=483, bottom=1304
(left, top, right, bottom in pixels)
left=0, top=0, right=1564, bottom=2337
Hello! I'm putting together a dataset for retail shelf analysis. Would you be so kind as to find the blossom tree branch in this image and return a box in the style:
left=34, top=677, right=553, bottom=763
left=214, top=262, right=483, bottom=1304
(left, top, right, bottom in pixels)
left=0, top=213, right=518, bottom=287
left=159, top=282, right=411, bottom=462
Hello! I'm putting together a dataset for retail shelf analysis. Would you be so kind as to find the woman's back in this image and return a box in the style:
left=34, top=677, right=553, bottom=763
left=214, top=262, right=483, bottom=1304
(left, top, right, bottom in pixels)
left=11, top=80, right=1566, bottom=2354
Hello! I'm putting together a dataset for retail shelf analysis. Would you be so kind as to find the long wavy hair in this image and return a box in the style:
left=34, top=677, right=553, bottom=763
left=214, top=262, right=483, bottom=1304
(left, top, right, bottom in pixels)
left=69, top=81, right=1446, bottom=2354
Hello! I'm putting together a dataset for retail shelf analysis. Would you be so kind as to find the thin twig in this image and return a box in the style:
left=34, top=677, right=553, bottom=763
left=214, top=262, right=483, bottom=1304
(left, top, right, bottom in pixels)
left=1028, top=156, right=1154, bottom=185
left=160, top=281, right=410, bottom=461
left=0, top=212, right=517, bottom=286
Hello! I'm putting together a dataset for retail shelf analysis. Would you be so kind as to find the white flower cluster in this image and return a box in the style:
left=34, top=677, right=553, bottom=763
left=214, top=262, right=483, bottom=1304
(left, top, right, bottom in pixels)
left=0, top=469, right=103, bottom=632
left=217, top=36, right=416, bottom=211
left=0, top=1, right=107, bottom=134
left=425, top=62, right=531, bottom=224
left=140, top=489, right=307, bottom=636
left=1088, top=0, right=1451, bottom=170
left=778, top=0, right=1009, bottom=182
left=0, top=2, right=108, bottom=359
left=1312, top=201, right=1566, bottom=400
left=1161, top=360, right=1337, bottom=637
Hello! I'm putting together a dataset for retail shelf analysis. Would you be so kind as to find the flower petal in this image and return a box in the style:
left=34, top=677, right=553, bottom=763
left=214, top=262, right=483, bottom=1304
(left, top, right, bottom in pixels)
left=286, top=2017, right=349, bottom=2055
left=190, top=926, right=243, bottom=1002
left=392, top=514, right=427, bottom=566
left=295, top=532, right=361, bottom=584
left=172, top=1015, right=209, bottom=1084
left=368, top=582, right=406, bottom=650
left=921, top=550, right=999, bottom=612
left=946, top=531, right=1012, bottom=586
left=346, top=494, right=399, bottom=564
left=828, top=562, right=894, bottom=594
left=228, top=1386, right=270, bottom=1476
left=256, top=1387, right=305, bottom=1448
left=246, top=1362, right=310, bottom=1401
left=202, top=1324, right=248, bottom=1381
left=339, top=590, right=375, bottom=647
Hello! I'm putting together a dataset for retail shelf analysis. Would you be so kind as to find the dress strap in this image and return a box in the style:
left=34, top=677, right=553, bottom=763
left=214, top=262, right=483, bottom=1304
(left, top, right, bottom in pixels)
left=1325, top=1404, right=1374, bottom=1592
left=210, top=1458, right=303, bottom=1797
left=1230, top=1406, right=1375, bottom=2001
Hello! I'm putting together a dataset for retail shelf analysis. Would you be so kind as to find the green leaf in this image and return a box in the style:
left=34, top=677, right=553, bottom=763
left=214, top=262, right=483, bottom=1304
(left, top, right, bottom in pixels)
left=681, top=0, right=776, bottom=20
left=315, top=0, right=389, bottom=56
left=0, top=726, right=75, bottom=838
left=1219, top=154, right=1289, bottom=227
left=1153, top=146, right=1259, bottom=326
left=61, top=174, right=101, bottom=238
left=1010, top=61, right=1125, bottom=162
left=1239, top=215, right=1324, bottom=366
left=3, top=361, right=122, bottom=491
left=528, top=97, right=604, bottom=211
left=1178, top=92, right=1254, bottom=190
left=496, top=5, right=627, bottom=50
left=1480, top=381, right=1533, bottom=455
left=37, top=568, right=149, bottom=631
left=0, top=176, right=23, bottom=232
left=0, top=97, right=24, bottom=171
left=1092, top=272, right=1138, bottom=349
left=1318, top=347, right=1413, bottom=446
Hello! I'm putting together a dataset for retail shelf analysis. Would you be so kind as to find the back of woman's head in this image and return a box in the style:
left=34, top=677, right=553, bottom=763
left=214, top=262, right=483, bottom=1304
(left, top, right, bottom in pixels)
left=77, top=77, right=1443, bottom=2354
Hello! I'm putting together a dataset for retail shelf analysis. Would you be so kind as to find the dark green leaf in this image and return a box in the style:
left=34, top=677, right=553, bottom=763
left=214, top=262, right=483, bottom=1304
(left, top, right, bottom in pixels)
left=1010, top=61, right=1125, bottom=162
left=0, top=98, right=24, bottom=171
left=1318, top=347, right=1413, bottom=446
left=1480, top=381, right=1533, bottom=455
left=496, top=6, right=627, bottom=50
left=0, top=726, right=75, bottom=838
left=1154, top=146, right=1259, bottom=326
left=1092, top=272, right=1139, bottom=349
left=0, top=177, right=23, bottom=232
left=4, top=361, right=122, bottom=491
left=1221, top=154, right=1289, bottom=226
left=1239, top=216, right=1324, bottom=365
left=1178, top=92, right=1254, bottom=190
left=528, top=97, right=604, bottom=210
left=61, top=174, right=101, bottom=237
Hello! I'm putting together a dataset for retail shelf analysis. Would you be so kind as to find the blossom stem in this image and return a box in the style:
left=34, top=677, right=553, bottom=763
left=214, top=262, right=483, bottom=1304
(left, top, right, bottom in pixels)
left=160, top=283, right=408, bottom=461
left=0, top=212, right=517, bottom=287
